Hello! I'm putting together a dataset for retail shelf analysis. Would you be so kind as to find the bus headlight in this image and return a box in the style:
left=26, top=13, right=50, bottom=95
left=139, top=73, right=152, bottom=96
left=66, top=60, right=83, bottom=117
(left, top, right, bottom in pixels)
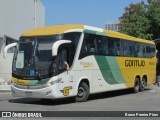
left=43, top=79, right=59, bottom=87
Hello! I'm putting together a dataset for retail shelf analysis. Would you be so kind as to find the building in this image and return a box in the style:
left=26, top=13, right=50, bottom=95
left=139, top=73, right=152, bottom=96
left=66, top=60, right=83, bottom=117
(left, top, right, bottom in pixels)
left=0, top=0, right=45, bottom=84
left=105, top=21, right=120, bottom=31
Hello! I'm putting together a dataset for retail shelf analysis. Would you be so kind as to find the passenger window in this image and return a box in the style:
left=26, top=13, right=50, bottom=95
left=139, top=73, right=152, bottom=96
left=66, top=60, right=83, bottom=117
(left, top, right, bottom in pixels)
left=137, top=44, right=144, bottom=58
left=85, top=34, right=96, bottom=54
left=79, top=33, right=155, bottom=59
left=59, top=50, right=67, bottom=69
left=108, top=39, right=114, bottom=56
left=150, top=45, right=156, bottom=58
left=113, top=39, right=121, bottom=56
left=142, top=44, right=146, bottom=58
left=134, top=43, right=140, bottom=57
left=129, top=41, right=134, bottom=57
left=96, top=36, right=108, bottom=55
left=146, top=44, right=156, bottom=58
left=122, top=40, right=130, bottom=56
left=146, top=45, right=151, bottom=58
left=101, top=40, right=109, bottom=55
left=79, top=33, right=97, bottom=59
left=63, top=32, right=81, bottom=65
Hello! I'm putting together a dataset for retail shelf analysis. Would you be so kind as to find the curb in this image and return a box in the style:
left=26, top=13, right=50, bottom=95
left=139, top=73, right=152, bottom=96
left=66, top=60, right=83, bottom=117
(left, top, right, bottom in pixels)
left=0, top=90, right=10, bottom=92
left=0, top=85, right=11, bottom=92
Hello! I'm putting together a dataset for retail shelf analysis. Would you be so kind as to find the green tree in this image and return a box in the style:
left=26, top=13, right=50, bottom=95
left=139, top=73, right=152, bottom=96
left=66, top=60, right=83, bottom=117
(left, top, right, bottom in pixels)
left=147, top=0, right=160, bottom=40
left=119, top=0, right=160, bottom=40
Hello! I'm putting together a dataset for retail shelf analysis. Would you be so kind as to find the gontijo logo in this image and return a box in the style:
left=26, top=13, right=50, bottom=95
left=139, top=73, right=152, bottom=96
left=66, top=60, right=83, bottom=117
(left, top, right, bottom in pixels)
left=125, top=60, right=145, bottom=67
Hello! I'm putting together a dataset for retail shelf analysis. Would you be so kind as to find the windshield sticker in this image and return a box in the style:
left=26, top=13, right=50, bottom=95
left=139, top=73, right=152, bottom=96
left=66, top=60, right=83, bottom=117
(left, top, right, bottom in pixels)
left=25, top=38, right=31, bottom=43
left=16, top=51, right=24, bottom=68
left=38, top=43, right=52, bottom=50
left=30, top=70, right=35, bottom=76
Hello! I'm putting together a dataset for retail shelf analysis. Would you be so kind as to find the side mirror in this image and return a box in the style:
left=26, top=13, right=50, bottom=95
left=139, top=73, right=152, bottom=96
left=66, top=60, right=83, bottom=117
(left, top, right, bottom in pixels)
left=52, top=40, right=71, bottom=56
left=3, top=43, right=17, bottom=59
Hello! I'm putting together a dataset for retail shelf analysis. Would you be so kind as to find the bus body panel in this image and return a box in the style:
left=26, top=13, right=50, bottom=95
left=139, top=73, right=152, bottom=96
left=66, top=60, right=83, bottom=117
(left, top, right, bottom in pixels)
left=9, top=24, right=156, bottom=100
left=117, top=57, right=156, bottom=87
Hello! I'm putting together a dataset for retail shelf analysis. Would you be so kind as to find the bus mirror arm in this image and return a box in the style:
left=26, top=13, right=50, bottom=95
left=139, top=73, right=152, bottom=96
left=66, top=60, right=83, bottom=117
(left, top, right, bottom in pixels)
left=52, top=40, right=71, bottom=56
left=3, top=43, right=17, bottom=59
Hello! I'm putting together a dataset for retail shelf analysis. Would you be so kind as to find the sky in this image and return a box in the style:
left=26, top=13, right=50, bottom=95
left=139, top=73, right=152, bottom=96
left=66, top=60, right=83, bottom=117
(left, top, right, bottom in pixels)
left=41, top=0, right=147, bottom=28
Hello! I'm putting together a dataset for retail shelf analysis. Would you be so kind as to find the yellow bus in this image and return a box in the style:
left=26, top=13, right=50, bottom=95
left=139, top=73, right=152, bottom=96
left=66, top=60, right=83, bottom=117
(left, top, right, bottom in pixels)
left=4, top=24, right=156, bottom=102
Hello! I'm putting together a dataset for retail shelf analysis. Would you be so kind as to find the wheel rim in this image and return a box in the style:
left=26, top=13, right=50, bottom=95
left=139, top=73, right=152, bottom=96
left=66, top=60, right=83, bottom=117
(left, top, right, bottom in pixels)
left=135, top=80, right=139, bottom=91
left=77, top=87, right=85, bottom=98
left=142, top=80, right=145, bottom=88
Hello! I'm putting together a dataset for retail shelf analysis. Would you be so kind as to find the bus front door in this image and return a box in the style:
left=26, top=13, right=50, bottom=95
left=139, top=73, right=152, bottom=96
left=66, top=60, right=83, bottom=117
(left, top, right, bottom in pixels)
left=58, top=71, right=74, bottom=97
left=57, top=48, right=74, bottom=97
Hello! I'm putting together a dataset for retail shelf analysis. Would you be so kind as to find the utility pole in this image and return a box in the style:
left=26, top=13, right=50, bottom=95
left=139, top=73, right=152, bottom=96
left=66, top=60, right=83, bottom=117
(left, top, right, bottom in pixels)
left=34, top=0, right=37, bottom=28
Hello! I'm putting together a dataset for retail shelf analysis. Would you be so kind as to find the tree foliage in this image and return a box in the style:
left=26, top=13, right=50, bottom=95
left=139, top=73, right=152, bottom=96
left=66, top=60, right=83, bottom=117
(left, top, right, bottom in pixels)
left=119, top=0, right=160, bottom=40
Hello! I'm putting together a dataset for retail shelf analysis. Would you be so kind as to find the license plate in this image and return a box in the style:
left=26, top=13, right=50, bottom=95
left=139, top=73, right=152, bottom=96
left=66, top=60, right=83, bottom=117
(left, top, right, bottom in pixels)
left=25, top=91, right=33, bottom=96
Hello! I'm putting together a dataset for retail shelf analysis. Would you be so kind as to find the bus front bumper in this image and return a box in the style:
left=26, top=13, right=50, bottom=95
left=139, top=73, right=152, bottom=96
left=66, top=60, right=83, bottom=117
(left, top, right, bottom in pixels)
left=11, top=84, right=58, bottom=99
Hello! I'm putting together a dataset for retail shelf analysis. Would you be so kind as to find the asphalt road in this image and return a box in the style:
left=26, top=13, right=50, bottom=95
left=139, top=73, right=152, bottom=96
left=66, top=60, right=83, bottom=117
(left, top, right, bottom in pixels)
left=0, top=85, right=160, bottom=120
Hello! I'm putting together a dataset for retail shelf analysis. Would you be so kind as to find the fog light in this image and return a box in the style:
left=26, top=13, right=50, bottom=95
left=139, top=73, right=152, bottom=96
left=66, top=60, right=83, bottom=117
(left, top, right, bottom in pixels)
left=46, top=90, right=52, bottom=95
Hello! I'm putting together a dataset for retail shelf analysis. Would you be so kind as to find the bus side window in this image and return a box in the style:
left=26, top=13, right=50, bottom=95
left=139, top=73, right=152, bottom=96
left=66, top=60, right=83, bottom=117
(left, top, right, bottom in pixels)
left=113, top=39, right=121, bottom=56
left=134, top=43, right=140, bottom=57
left=146, top=45, right=151, bottom=58
left=142, top=44, right=146, bottom=58
left=96, top=36, right=108, bottom=55
left=137, top=44, right=144, bottom=58
left=149, top=45, right=156, bottom=58
left=59, top=49, right=68, bottom=70
left=102, top=40, right=108, bottom=55
left=81, top=39, right=88, bottom=53
left=84, top=34, right=96, bottom=54
left=108, top=39, right=114, bottom=56
left=79, top=33, right=97, bottom=59
left=95, top=39, right=102, bottom=54
left=122, top=40, right=129, bottom=57
left=63, top=32, right=81, bottom=66
left=129, top=41, right=134, bottom=57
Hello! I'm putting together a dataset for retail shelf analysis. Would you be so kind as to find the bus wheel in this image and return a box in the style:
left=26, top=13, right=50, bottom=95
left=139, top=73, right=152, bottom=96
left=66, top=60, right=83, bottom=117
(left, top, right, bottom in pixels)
left=133, top=78, right=140, bottom=93
left=140, top=78, right=146, bottom=91
left=75, top=82, right=89, bottom=102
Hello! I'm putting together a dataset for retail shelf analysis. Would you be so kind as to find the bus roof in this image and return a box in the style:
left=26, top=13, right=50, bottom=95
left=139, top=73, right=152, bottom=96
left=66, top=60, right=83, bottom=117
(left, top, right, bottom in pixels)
left=22, top=24, right=154, bottom=44
left=22, top=24, right=84, bottom=37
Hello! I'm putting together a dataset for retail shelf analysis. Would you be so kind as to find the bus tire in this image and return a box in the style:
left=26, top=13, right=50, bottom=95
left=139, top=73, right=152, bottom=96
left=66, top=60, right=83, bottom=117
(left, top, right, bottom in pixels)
left=133, top=78, right=140, bottom=93
left=75, top=82, right=89, bottom=102
left=140, top=77, right=146, bottom=91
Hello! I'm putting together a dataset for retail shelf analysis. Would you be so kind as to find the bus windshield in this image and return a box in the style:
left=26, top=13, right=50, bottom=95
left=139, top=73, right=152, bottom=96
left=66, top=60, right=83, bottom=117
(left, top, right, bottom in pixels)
left=12, top=32, right=81, bottom=80
left=12, top=35, right=61, bottom=79
left=35, top=37, right=55, bottom=68
left=14, top=36, right=59, bottom=69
